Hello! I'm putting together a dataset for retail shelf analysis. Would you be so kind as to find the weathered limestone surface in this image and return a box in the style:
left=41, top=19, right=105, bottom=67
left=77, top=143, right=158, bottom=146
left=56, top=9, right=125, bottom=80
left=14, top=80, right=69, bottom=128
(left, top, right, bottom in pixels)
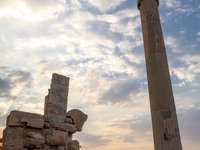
left=48, top=130, right=67, bottom=146
left=24, top=129, right=46, bottom=149
left=45, top=73, right=70, bottom=123
left=7, top=110, right=44, bottom=128
left=137, top=0, right=182, bottom=150
left=1, top=73, right=87, bottom=150
left=66, top=109, right=88, bottom=131
left=0, top=140, right=2, bottom=150
left=2, top=127, right=24, bottom=149
left=67, top=140, right=80, bottom=150
left=51, top=122, right=77, bottom=133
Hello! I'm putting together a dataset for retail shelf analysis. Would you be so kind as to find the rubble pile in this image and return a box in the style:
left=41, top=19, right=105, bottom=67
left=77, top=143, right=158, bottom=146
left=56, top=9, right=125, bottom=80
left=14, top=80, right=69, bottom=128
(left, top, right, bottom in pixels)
left=0, top=73, right=87, bottom=150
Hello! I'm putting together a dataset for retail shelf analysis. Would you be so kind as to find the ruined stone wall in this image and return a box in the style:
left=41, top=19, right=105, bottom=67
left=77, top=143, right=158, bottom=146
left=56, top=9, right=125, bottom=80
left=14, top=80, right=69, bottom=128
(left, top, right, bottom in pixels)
left=0, top=73, right=87, bottom=150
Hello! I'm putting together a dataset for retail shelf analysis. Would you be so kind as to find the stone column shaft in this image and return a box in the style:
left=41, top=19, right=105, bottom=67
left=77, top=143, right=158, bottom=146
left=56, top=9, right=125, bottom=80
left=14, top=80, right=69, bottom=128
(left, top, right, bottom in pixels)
left=44, top=73, right=70, bottom=123
left=137, top=0, right=182, bottom=149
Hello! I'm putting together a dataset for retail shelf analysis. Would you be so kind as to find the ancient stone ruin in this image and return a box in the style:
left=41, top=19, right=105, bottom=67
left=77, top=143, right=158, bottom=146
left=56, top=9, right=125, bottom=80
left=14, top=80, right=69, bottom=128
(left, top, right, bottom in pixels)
left=0, top=73, right=88, bottom=150
left=137, top=0, right=182, bottom=149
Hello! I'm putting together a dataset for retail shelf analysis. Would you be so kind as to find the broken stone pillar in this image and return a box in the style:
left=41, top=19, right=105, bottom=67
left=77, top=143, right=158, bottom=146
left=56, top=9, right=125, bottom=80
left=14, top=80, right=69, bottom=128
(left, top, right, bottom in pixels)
left=45, top=73, right=70, bottom=123
left=137, top=0, right=182, bottom=150
left=1, top=73, right=87, bottom=150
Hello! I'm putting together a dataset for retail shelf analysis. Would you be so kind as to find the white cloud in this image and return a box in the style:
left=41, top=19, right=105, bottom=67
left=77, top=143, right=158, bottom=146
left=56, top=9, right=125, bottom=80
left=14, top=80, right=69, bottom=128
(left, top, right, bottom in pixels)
left=165, top=35, right=200, bottom=83
left=124, top=53, right=144, bottom=65
left=160, top=0, right=181, bottom=8
left=86, top=0, right=126, bottom=12
left=70, top=0, right=82, bottom=8
left=160, top=0, right=195, bottom=16
left=179, top=30, right=186, bottom=34
left=0, top=100, right=13, bottom=116
left=172, top=67, right=195, bottom=82
left=178, top=55, right=200, bottom=74
left=109, top=17, right=140, bottom=36
left=165, top=36, right=181, bottom=53
left=117, top=40, right=133, bottom=51
left=0, top=0, right=66, bottom=21
left=172, top=54, right=200, bottom=83
left=97, top=8, right=139, bottom=24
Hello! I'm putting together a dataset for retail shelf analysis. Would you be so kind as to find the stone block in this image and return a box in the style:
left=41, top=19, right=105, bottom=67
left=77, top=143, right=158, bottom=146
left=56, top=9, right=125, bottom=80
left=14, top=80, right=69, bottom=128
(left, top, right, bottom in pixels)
left=49, top=93, right=66, bottom=105
left=50, top=83, right=68, bottom=97
left=24, top=129, right=45, bottom=149
left=65, top=117, right=73, bottom=124
left=44, top=74, right=70, bottom=123
left=47, top=145, right=66, bottom=150
left=26, top=118, right=44, bottom=129
left=66, top=109, right=88, bottom=131
left=44, top=122, right=51, bottom=128
left=44, top=93, right=50, bottom=115
left=47, top=94, right=66, bottom=113
left=46, top=101, right=66, bottom=123
left=52, top=122, right=77, bottom=133
left=49, top=113, right=66, bottom=123
left=67, top=140, right=79, bottom=150
left=49, top=130, right=67, bottom=146
left=2, top=127, right=25, bottom=149
left=51, top=73, right=70, bottom=86
left=26, top=130, right=45, bottom=141
left=7, top=110, right=44, bottom=128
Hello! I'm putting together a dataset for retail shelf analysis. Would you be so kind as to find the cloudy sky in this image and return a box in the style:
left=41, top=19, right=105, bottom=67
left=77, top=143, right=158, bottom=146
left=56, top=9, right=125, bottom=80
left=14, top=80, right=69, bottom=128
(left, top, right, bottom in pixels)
left=0, top=0, right=200, bottom=149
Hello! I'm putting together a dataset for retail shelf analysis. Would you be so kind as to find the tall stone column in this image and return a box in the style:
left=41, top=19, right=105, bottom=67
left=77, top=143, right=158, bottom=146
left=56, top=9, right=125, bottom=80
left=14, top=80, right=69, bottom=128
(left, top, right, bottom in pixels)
left=137, top=0, right=182, bottom=150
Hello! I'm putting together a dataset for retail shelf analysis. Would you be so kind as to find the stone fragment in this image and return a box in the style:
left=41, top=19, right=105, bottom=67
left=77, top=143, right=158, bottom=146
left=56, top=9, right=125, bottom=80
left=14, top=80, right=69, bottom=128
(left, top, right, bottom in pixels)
left=43, top=115, right=50, bottom=122
left=66, top=109, right=88, bottom=131
left=2, top=127, right=24, bottom=149
left=25, top=137, right=38, bottom=148
left=45, top=73, right=70, bottom=123
left=46, top=102, right=66, bottom=123
left=65, top=117, right=73, bottom=124
left=6, top=114, right=20, bottom=126
left=7, top=110, right=44, bottom=128
left=67, top=140, right=79, bottom=150
left=57, top=146, right=66, bottom=150
left=27, top=130, right=45, bottom=141
left=43, top=144, right=50, bottom=150
left=26, top=118, right=44, bottom=129
left=44, top=122, right=51, bottom=128
left=24, top=129, right=45, bottom=149
left=67, top=133, right=72, bottom=143
left=45, top=145, right=66, bottom=150
left=0, top=138, right=2, bottom=150
left=44, top=91, right=50, bottom=115
left=49, top=130, right=67, bottom=146
left=52, top=123, right=77, bottom=133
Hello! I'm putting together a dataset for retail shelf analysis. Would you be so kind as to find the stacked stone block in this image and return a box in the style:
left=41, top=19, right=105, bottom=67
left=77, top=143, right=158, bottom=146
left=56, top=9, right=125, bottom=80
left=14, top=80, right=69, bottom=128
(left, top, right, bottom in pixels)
left=0, top=73, right=88, bottom=150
